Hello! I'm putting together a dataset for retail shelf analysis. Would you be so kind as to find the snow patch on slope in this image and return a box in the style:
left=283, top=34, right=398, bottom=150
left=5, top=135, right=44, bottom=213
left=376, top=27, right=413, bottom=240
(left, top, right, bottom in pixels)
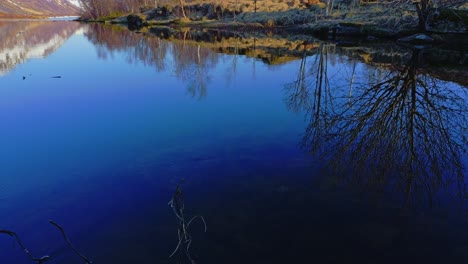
left=67, top=0, right=82, bottom=8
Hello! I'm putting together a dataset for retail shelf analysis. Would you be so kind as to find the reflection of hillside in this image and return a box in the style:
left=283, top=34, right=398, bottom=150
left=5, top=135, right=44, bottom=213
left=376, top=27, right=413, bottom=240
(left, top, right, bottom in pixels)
left=0, top=21, right=83, bottom=76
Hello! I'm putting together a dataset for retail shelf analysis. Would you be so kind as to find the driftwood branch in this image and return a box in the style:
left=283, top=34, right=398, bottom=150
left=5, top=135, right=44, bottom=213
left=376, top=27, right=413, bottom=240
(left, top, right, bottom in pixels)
left=168, top=181, right=207, bottom=263
left=49, top=220, right=93, bottom=264
left=0, top=229, right=50, bottom=264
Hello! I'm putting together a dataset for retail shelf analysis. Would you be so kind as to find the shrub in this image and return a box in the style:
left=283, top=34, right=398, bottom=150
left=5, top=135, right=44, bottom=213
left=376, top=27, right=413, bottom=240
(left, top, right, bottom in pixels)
left=310, top=3, right=326, bottom=11
left=265, top=18, right=276, bottom=27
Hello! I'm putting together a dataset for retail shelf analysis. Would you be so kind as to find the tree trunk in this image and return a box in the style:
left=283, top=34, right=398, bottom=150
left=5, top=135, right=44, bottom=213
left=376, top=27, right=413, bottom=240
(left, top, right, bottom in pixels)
left=413, top=0, right=432, bottom=31
left=179, top=0, right=187, bottom=18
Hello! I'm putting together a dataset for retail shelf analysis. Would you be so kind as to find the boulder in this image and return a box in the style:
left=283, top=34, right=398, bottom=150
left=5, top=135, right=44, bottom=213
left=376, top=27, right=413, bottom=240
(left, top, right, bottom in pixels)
left=398, top=33, right=434, bottom=44
left=127, top=14, right=146, bottom=30
left=337, top=22, right=364, bottom=35
left=146, top=7, right=170, bottom=20
left=110, top=16, right=128, bottom=24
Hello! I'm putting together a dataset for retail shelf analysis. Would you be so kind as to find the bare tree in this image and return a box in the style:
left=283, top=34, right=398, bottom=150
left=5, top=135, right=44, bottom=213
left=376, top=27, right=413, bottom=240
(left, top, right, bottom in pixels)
left=80, top=0, right=123, bottom=19
left=325, top=0, right=335, bottom=17
left=413, top=0, right=466, bottom=31
left=179, top=0, right=187, bottom=19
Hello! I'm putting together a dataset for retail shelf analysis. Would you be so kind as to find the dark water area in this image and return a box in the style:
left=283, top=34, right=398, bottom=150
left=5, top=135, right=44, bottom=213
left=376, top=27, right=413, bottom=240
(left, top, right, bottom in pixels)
left=0, top=20, right=467, bottom=264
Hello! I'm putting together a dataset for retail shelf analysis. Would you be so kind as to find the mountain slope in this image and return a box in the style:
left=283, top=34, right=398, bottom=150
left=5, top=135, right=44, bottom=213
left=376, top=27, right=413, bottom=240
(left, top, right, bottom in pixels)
left=0, top=0, right=81, bottom=18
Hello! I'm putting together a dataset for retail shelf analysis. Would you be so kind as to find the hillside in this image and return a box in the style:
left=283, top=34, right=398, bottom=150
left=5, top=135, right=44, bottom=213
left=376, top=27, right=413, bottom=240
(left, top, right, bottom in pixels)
left=0, top=0, right=81, bottom=18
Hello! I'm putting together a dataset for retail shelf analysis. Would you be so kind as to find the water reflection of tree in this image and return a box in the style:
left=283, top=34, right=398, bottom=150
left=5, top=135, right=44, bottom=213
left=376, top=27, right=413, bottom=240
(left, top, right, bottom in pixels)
left=285, top=43, right=337, bottom=154
left=85, top=25, right=219, bottom=98
left=85, top=24, right=169, bottom=71
left=170, top=30, right=219, bottom=99
left=286, top=47, right=468, bottom=207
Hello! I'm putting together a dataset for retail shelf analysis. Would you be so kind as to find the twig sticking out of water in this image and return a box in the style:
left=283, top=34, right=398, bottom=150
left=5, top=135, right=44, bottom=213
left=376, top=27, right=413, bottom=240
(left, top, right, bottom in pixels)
left=49, top=220, right=93, bottom=264
left=168, top=181, right=207, bottom=263
left=0, top=229, right=50, bottom=263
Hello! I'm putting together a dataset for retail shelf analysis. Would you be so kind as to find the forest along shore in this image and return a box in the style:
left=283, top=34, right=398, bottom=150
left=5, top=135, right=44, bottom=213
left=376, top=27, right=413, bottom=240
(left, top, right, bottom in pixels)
left=77, top=0, right=467, bottom=41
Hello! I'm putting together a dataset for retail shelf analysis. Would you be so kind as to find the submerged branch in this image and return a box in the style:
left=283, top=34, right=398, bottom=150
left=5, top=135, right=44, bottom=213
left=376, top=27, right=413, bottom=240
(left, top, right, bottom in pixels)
left=49, top=220, right=93, bottom=264
left=168, top=181, right=207, bottom=263
left=0, top=229, right=50, bottom=264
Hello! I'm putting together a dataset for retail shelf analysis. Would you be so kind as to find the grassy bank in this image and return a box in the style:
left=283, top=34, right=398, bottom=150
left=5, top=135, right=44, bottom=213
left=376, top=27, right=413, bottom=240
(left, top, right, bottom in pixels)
left=79, top=0, right=467, bottom=40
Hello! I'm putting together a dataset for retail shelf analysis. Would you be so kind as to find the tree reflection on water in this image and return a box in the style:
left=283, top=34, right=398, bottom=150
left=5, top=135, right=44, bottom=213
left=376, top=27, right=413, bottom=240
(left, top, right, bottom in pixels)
left=285, top=46, right=468, bottom=208
left=83, top=25, right=321, bottom=99
left=85, top=24, right=218, bottom=99
left=170, top=29, right=218, bottom=99
left=84, top=24, right=468, bottom=207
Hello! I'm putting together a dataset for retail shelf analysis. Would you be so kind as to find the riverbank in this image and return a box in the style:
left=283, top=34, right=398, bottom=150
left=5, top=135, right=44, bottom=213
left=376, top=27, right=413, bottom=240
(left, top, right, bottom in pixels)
left=79, top=1, right=467, bottom=41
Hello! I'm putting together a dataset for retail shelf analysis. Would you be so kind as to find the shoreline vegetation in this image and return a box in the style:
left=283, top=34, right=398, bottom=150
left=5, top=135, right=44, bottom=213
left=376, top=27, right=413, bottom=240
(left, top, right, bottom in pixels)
left=76, top=0, right=467, bottom=41
left=83, top=22, right=467, bottom=86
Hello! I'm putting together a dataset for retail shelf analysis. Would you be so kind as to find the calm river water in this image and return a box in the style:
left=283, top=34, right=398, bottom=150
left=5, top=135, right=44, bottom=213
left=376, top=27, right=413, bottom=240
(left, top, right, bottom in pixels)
left=0, top=20, right=467, bottom=264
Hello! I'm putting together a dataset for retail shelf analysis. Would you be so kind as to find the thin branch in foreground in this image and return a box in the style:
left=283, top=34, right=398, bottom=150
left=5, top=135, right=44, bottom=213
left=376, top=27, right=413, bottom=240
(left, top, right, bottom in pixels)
left=168, top=181, right=207, bottom=263
left=187, top=216, right=207, bottom=232
left=0, top=229, right=50, bottom=263
left=48, top=220, right=93, bottom=264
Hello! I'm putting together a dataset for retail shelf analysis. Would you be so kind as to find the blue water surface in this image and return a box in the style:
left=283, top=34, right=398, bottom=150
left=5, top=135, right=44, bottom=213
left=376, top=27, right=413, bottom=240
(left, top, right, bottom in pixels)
left=0, top=21, right=467, bottom=264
